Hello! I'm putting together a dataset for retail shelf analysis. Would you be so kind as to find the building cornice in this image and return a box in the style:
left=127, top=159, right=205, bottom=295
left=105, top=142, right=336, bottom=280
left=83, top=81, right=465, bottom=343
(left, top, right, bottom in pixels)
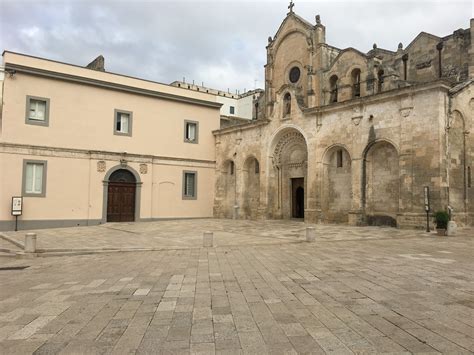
left=4, top=63, right=223, bottom=109
left=0, top=142, right=216, bottom=167
left=213, top=119, right=270, bottom=136
left=305, top=80, right=452, bottom=115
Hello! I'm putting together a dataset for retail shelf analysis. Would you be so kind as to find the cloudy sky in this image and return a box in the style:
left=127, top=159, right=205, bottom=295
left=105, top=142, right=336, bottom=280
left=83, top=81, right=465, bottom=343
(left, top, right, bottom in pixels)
left=1, top=0, right=472, bottom=93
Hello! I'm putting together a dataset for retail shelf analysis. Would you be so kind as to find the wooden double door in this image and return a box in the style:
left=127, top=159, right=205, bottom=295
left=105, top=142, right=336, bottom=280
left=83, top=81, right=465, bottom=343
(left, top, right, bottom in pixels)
left=106, top=169, right=137, bottom=222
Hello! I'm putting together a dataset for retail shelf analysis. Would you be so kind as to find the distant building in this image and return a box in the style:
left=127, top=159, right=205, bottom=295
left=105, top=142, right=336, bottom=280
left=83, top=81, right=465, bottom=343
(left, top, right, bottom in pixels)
left=170, top=81, right=264, bottom=123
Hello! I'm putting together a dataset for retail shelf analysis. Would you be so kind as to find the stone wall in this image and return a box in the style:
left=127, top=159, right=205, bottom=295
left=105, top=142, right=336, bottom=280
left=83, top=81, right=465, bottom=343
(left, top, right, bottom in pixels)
left=213, top=11, right=473, bottom=228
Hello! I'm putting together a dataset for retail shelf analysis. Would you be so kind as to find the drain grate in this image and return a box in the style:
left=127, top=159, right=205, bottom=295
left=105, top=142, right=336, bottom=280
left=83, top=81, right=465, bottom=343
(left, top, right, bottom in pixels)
left=0, top=266, right=30, bottom=271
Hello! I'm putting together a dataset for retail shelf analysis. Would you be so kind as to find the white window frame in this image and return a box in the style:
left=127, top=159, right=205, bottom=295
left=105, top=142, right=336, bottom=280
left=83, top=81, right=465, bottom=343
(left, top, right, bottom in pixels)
left=184, top=120, right=199, bottom=144
left=114, top=109, right=133, bottom=136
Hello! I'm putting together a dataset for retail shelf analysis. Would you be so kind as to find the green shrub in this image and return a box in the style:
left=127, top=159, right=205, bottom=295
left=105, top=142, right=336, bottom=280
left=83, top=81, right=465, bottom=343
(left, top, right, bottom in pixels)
left=434, top=211, right=449, bottom=229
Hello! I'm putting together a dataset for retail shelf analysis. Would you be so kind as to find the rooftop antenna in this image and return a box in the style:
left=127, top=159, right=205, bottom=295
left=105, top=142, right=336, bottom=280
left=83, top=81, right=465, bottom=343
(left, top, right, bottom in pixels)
left=183, top=77, right=185, bottom=83
left=254, top=79, right=258, bottom=89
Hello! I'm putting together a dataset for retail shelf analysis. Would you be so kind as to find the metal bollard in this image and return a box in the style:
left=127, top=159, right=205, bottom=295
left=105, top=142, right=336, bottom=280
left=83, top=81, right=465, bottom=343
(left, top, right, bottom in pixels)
left=203, top=231, right=213, bottom=247
left=306, top=227, right=315, bottom=242
left=24, top=233, right=37, bottom=253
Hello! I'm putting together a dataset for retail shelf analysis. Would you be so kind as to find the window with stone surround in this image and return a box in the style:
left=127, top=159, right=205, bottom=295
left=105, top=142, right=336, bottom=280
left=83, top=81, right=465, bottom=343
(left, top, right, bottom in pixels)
left=114, top=109, right=132, bottom=136
left=183, top=171, right=197, bottom=199
left=184, top=120, right=199, bottom=143
left=26, top=96, right=50, bottom=126
left=22, top=160, right=47, bottom=197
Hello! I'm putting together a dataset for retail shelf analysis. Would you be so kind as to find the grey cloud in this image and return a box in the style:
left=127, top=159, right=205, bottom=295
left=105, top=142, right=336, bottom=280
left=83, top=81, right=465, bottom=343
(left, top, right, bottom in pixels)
left=0, top=0, right=471, bottom=92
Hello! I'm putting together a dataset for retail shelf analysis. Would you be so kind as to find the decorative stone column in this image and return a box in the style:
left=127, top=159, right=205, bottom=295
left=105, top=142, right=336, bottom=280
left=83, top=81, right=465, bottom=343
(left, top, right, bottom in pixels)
left=348, top=158, right=365, bottom=225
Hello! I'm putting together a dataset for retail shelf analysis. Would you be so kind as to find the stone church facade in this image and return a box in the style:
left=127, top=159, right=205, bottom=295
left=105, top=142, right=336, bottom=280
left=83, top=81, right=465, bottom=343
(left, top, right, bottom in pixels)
left=214, top=10, right=474, bottom=228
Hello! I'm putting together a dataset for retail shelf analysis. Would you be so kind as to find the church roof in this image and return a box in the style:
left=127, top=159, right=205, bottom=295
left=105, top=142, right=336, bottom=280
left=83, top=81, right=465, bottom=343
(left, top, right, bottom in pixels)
left=271, top=12, right=315, bottom=45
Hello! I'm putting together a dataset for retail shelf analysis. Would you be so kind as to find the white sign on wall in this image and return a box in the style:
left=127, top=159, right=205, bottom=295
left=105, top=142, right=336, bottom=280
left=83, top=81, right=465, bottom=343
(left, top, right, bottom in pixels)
left=11, top=196, right=23, bottom=216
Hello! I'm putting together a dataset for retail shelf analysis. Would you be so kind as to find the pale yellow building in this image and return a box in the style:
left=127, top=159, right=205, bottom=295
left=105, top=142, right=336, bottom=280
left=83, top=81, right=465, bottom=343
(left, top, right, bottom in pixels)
left=0, top=51, right=221, bottom=230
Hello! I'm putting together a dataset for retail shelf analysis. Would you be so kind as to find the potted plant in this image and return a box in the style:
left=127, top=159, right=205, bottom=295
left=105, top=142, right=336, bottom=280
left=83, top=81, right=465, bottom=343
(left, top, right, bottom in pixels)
left=434, top=211, right=449, bottom=236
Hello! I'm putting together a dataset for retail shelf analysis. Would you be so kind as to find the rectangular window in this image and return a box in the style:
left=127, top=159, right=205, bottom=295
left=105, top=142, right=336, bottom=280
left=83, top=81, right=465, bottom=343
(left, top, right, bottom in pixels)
left=184, top=120, right=199, bottom=143
left=22, top=160, right=47, bottom=197
left=183, top=171, right=197, bottom=199
left=230, top=161, right=234, bottom=175
left=337, top=150, right=343, bottom=168
left=114, top=109, right=133, bottom=136
left=230, top=106, right=235, bottom=115
left=25, top=96, right=50, bottom=126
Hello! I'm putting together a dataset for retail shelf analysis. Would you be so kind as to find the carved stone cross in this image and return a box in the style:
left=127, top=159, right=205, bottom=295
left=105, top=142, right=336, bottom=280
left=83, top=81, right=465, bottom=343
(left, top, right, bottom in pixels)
left=288, top=0, right=294, bottom=13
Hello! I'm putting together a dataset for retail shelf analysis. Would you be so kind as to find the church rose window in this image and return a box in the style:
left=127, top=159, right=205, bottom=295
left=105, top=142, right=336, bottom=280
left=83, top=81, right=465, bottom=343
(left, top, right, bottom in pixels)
left=289, top=67, right=300, bottom=83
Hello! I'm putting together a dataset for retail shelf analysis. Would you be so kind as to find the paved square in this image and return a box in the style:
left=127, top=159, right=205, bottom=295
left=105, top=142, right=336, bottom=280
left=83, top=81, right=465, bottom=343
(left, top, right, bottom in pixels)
left=0, top=220, right=473, bottom=354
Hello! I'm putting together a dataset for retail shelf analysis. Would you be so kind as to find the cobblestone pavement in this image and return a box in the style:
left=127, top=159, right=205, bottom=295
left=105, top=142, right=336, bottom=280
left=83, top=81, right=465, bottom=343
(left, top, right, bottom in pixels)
left=2, top=219, right=472, bottom=253
left=0, top=222, right=473, bottom=354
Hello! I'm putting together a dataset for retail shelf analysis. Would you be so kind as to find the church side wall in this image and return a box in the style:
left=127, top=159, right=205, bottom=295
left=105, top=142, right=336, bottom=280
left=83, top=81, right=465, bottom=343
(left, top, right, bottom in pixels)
left=214, top=85, right=453, bottom=229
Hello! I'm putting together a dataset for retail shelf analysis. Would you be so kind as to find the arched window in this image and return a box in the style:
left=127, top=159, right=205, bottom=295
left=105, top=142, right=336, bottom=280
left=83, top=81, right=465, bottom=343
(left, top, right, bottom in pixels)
left=377, top=69, right=384, bottom=93
left=351, top=69, right=361, bottom=98
left=329, top=75, right=338, bottom=103
left=255, top=159, right=260, bottom=174
left=336, top=149, right=343, bottom=168
left=284, top=93, right=291, bottom=116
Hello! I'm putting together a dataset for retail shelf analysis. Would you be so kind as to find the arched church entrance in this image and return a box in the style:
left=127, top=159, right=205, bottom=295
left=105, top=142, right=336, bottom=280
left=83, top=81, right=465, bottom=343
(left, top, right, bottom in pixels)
left=107, top=169, right=137, bottom=222
left=269, top=128, right=308, bottom=220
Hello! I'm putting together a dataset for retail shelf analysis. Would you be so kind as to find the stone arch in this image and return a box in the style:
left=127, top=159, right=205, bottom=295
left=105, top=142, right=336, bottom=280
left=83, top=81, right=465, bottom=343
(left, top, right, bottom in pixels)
left=377, top=69, right=385, bottom=93
left=220, top=159, right=236, bottom=218
left=448, top=110, right=467, bottom=214
left=321, top=145, right=352, bottom=223
left=242, top=156, right=260, bottom=219
left=268, top=127, right=308, bottom=220
left=273, top=29, right=311, bottom=56
left=351, top=68, right=361, bottom=98
left=362, top=140, right=399, bottom=227
left=102, top=164, right=142, bottom=223
left=329, top=75, right=339, bottom=103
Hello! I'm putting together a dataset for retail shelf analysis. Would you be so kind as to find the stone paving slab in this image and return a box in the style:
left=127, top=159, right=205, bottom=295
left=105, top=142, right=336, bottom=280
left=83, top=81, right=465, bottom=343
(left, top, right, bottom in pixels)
left=1, top=219, right=472, bottom=254
left=0, top=220, right=473, bottom=354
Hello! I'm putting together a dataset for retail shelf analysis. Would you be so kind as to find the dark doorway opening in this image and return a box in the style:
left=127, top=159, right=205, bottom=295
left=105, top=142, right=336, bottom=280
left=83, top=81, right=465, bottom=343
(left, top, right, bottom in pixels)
left=291, top=178, right=305, bottom=218
left=107, top=169, right=136, bottom=222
